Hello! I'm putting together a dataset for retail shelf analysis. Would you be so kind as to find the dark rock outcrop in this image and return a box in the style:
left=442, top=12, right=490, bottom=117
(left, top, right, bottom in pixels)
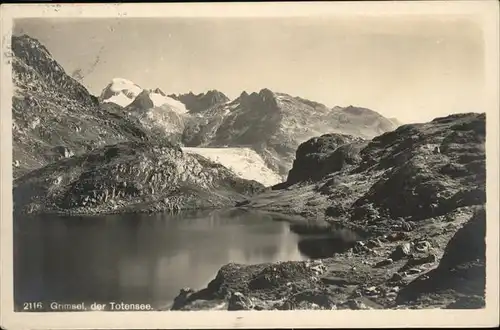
left=171, top=288, right=196, bottom=310
left=285, top=133, right=367, bottom=186
left=171, top=260, right=328, bottom=310
left=126, top=89, right=155, bottom=110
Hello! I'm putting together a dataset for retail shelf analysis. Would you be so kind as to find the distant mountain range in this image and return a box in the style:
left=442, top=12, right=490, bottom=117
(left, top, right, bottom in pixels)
left=180, top=89, right=399, bottom=177
left=11, top=34, right=400, bottom=183
left=100, top=83, right=399, bottom=179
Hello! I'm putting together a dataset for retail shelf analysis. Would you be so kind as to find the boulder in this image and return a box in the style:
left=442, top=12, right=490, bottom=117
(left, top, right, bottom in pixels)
left=171, top=287, right=195, bottom=310
left=346, top=299, right=369, bottom=310
left=286, top=134, right=366, bottom=185
left=390, top=242, right=413, bottom=260
left=228, top=292, right=253, bottom=311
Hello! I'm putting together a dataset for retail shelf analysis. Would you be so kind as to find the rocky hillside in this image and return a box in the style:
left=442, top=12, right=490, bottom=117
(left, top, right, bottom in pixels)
left=169, top=90, right=229, bottom=113
left=248, top=112, right=485, bottom=227
left=11, top=35, right=152, bottom=178
left=173, top=112, right=487, bottom=310
left=181, top=89, right=399, bottom=178
left=13, top=141, right=264, bottom=216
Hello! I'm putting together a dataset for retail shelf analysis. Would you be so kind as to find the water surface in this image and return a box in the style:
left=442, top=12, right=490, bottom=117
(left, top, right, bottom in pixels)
left=14, top=208, right=306, bottom=311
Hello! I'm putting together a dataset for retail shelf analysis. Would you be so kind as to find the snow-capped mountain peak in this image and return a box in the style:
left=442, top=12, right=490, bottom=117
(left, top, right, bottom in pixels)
left=99, top=78, right=143, bottom=107
left=99, top=78, right=187, bottom=113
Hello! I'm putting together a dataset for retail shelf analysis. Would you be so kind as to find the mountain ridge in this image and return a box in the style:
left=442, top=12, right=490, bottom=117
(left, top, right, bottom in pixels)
left=169, top=90, right=230, bottom=113
left=96, top=75, right=400, bottom=181
left=182, top=88, right=399, bottom=178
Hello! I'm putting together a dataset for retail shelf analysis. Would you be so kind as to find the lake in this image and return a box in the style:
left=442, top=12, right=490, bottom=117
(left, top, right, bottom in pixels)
left=13, top=208, right=308, bottom=311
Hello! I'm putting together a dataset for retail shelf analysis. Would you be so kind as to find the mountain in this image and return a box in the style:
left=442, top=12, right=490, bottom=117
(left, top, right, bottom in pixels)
left=99, top=78, right=192, bottom=143
left=99, top=78, right=143, bottom=107
left=10, top=34, right=402, bottom=212
left=11, top=35, right=152, bottom=178
left=100, top=84, right=283, bottom=185
left=169, top=90, right=230, bottom=113
left=97, top=83, right=398, bottom=183
left=182, top=89, right=399, bottom=178
left=173, top=112, right=486, bottom=310
left=122, top=89, right=187, bottom=141
left=324, top=105, right=400, bottom=137
left=100, top=78, right=187, bottom=113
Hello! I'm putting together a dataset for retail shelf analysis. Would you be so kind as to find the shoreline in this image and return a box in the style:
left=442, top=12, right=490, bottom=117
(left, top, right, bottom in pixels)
left=168, top=204, right=485, bottom=311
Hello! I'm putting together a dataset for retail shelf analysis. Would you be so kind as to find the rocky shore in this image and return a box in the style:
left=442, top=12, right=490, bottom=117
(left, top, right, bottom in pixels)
left=171, top=112, right=487, bottom=311
left=171, top=205, right=484, bottom=311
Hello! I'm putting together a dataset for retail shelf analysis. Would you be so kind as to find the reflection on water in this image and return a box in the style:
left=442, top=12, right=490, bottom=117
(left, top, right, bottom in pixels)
left=298, top=237, right=357, bottom=259
left=13, top=208, right=306, bottom=311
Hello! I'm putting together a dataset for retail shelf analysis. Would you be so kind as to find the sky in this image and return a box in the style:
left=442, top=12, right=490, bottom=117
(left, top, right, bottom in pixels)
left=13, top=16, right=486, bottom=123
